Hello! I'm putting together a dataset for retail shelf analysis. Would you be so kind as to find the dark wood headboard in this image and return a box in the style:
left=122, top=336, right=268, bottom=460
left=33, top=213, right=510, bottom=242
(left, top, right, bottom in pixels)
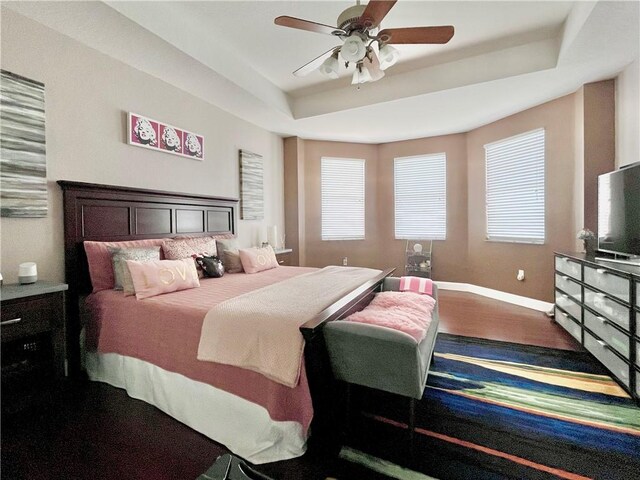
left=58, top=180, right=238, bottom=375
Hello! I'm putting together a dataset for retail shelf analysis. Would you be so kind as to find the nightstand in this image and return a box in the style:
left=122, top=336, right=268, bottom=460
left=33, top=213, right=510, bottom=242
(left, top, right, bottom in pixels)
left=274, top=248, right=293, bottom=266
left=1, top=281, right=68, bottom=413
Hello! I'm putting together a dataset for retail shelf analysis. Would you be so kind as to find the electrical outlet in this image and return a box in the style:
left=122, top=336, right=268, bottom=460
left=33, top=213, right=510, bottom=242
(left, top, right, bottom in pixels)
left=342, top=257, right=348, bottom=266
left=517, top=269, right=525, bottom=281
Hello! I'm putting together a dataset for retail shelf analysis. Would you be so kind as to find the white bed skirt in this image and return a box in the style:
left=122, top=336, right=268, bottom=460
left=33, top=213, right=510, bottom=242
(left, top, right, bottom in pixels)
left=85, top=351, right=307, bottom=464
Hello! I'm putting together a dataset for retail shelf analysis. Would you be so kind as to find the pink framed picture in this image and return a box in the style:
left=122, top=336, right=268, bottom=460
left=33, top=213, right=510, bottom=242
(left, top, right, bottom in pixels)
left=127, top=112, right=204, bottom=160
left=159, top=124, right=183, bottom=154
left=129, top=114, right=159, bottom=149
left=182, top=131, right=204, bottom=159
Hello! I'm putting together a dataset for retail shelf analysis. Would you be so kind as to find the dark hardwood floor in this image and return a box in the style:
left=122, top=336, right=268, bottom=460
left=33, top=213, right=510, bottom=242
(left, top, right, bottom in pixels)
left=1, top=291, right=582, bottom=480
left=437, top=290, right=582, bottom=351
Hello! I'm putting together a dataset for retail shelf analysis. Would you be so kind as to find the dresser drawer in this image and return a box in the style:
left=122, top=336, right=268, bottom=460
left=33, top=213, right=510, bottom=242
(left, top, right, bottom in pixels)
left=583, top=287, right=630, bottom=332
left=555, top=256, right=581, bottom=280
left=583, top=309, right=630, bottom=359
left=584, top=332, right=630, bottom=388
left=555, top=274, right=581, bottom=301
left=584, top=266, right=631, bottom=304
left=555, top=308, right=581, bottom=342
left=555, top=290, right=582, bottom=321
left=1, top=297, right=55, bottom=343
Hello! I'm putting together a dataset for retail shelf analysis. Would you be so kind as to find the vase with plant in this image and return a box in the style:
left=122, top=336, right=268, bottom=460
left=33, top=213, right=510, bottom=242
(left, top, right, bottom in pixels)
left=577, top=228, right=596, bottom=256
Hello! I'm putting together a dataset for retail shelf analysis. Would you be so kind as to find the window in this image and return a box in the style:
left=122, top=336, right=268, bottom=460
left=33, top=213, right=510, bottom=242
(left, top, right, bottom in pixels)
left=485, top=128, right=545, bottom=244
left=394, top=153, right=447, bottom=240
left=321, top=157, right=365, bottom=240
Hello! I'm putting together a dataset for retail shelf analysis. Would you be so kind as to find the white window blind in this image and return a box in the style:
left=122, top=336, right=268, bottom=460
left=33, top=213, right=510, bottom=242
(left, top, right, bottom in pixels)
left=598, top=173, right=611, bottom=238
left=394, top=153, right=447, bottom=240
left=321, top=157, right=365, bottom=240
left=485, top=128, right=545, bottom=244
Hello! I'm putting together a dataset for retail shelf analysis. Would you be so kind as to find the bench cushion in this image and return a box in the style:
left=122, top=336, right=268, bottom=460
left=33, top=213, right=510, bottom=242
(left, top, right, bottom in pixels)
left=324, top=282, right=439, bottom=399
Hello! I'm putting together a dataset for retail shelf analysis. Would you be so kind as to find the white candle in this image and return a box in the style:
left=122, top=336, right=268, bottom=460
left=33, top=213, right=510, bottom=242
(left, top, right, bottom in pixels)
left=267, top=225, right=278, bottom=248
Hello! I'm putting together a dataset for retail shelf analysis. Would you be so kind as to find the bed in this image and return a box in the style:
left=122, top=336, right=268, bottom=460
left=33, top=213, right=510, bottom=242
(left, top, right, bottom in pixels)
left=59, top=181, right=392, bottom=464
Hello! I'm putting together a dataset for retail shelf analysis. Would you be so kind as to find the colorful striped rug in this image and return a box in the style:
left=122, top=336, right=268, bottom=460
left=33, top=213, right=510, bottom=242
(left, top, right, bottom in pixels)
left=342, top=334, right=640, bottom=480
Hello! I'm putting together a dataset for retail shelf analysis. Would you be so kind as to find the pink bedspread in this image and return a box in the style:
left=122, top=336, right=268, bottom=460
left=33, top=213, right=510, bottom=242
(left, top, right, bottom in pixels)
left=85, top=266, right=318, bottom=431
left=346, top=291, right=436, bottom=341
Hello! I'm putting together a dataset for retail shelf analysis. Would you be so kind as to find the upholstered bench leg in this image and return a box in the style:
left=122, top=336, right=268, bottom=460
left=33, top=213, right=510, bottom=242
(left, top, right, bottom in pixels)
left=409, top=397, right=416, bottom=462
left=344, top=382, right=352, bottom=438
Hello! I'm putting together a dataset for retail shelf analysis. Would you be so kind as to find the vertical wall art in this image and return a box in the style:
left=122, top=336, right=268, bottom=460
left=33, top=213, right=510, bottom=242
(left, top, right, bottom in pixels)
left=127, top=112, right=204, bottom=160
left=239, top=149, right=264, bottom=220
left=0, top=70, right=47, bottom=218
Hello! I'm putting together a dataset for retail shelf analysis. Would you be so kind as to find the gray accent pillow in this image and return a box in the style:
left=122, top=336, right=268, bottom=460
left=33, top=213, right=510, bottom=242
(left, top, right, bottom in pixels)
left=215, top=239, right=244, bottom=273
left=109, top=247, right=161, bottom=295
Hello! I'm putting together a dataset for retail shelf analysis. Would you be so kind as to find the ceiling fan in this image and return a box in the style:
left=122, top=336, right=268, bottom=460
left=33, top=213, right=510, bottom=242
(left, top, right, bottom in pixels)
left=274, top=0, right=454, bottom=85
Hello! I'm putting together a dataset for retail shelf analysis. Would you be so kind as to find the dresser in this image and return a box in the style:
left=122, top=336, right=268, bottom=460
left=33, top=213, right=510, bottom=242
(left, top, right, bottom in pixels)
left=554, top=253, right=639, bottom=401
left=1, top=281, right=68, bottom=413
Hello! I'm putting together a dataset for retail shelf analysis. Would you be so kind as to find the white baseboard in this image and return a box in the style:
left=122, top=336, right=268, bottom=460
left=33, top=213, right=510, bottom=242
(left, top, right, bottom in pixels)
left=435, top=281, right=554, bottom=312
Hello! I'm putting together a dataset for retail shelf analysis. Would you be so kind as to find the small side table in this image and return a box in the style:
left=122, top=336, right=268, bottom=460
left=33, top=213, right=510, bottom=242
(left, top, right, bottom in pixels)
left=1, top=281, right=68, bottom=413
left=274, top=248, right=293, bottom=266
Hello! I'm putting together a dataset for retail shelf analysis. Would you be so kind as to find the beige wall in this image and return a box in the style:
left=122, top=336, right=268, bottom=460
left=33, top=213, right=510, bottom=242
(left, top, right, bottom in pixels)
left=583, top=80, right=616, bottom=233
left=283, top=137, right=306, bottom=266
left=573, top=87, right=585, bottom=252
left=616, top=59, right=640, bottom=168
left=0, top=9, right=284, bottom=284
left=378, top=135, right=469, bottom=281
left=466, top=94, right=577, bottom=301
left=285, top=90, right=619, bottom=302
left=300, top=141, right=381, bottom=269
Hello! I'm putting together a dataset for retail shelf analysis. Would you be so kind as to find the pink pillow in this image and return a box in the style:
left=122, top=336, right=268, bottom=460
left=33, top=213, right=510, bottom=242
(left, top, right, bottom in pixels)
left=162, top=237, right=218, bottom=278
left=84, top=239, right=166, bottom=292
left=238, top=245, right=279, bottom=274
left=125, top=258, right=200, bottom=300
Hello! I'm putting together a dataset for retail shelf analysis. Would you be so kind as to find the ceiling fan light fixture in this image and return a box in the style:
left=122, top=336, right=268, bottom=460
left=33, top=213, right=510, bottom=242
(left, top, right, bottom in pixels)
left=341, top=34, right=367, bottom=63
left=319, top=52, right=340, bottom=78
left=378, top=43, right=400, bottom=70
left=351, top=63, right=372, bottom=85
left=365, top=61, right=385, bottom=82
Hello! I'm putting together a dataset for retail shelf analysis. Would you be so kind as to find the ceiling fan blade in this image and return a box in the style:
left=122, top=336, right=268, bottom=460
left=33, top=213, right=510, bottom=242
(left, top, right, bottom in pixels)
left=366, top=50, right=385, bottom=81
left=379, top=26, right=455, bottom=44
left=360, top=1, right=397, bottom=29
left=275, top=16, right=345, bottom=36
left=293, top=48, right=338, bottom=77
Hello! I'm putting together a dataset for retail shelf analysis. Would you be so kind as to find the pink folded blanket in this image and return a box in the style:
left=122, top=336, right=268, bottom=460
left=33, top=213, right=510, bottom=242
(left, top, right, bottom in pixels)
left=346, top=291, right=436, bottom=342
left=400, top=276, right=433, bottom=295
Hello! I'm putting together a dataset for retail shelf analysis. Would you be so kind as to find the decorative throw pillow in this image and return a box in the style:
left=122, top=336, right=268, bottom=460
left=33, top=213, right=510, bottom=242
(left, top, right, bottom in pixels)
left=195, top=255, right=225, bottom=278
left=238, top=245, right=279, bottom=274
left=84, top=239, right=166, bottom=292
left=162, top=237, right=218, bottom=278
left=126, top=258, right=200, bottom=300
left=109, top=247, right=161, bottom=295
left=216, top=238, right=244, bottom=273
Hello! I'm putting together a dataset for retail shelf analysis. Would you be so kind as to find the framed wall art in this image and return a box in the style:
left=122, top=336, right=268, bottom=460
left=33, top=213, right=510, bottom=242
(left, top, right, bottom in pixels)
left=127, top=112, right=204, bottom=160
left=239, top=149, right=264, bottom=220
left=0, top=70, right=47, bottom=218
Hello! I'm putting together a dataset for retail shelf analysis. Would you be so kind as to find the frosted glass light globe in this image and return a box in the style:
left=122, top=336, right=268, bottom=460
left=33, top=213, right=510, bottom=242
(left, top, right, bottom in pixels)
left=341, top=35, right=366, bottom=62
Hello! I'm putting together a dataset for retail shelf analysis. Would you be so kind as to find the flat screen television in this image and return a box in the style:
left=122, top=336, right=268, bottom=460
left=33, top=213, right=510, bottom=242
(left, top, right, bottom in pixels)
left=597, top=161, right=640, bottom=258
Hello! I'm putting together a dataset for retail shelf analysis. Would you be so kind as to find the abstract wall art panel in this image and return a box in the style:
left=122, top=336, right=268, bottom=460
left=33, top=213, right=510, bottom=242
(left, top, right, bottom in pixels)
left=159, top=124, right=182, bottom=154
left=239, top=150, right=264, bottom=220
left=0, top=70, right=47, bottom=218
left=183, top=131, right=203, bottom=159
left=127, top=112, right=203, bottom=160
left=129, top=113, right=159, bottom=149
